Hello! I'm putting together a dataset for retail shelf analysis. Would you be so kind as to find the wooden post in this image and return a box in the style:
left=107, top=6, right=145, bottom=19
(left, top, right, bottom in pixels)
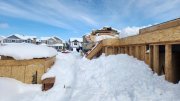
left=121, top=47, right=125, bottom=54
left=153, top=45, right=159, bottom=75
left=129, top=46, right=135, bottom=57
left=105, top=47, right=108, bottom=56
left=165, top=44, right=172, bottom=82
left=125, top=47, right=129, bottom=55
left=149, top=45, right=153, bottom=70
left=112, top=47, right=115, bottom=55
left=102, top=47, right=105, bottom=53
left=141, top=45, right=145, bottom=61
left=135, top=46, right=141, bottom=60
left=118, top=47, right=121, bottom=54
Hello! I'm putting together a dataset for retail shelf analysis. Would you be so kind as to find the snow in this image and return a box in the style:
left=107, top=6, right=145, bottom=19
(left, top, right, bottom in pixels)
left=94, top=35, right=116, bottom=42
left=0, top=44, right=57, bottom=60
left=3, top=52, right=179, bottom=101
left=6, top=34, right=36, bottom=40
left=40, top=37, right=52, bottom=40
left=69, top=38, right=83, bottom=42
left=48, top=44, right=63, bottom=46
left=0, top=77, right=42, bottom=101
left=119, top=25, right=151, bottom=39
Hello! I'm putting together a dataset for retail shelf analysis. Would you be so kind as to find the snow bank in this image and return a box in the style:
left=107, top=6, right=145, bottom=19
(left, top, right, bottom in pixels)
left=119, top=25, right=151, bottom=39
left=94, top=35, right=116, bottom=42
left=13, top=52, right=180, bottom=101
left=0, top=77, right=41, bottom=101
left=0, top=44, right=57, bottom=60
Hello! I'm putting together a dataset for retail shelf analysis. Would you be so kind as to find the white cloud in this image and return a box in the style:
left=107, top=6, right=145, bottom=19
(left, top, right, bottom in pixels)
left=0, top=23, right=9, bottom=28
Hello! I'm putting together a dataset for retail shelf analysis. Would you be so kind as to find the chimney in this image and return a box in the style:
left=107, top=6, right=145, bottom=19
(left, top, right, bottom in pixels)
left=33, top=38, right=37, bottom=44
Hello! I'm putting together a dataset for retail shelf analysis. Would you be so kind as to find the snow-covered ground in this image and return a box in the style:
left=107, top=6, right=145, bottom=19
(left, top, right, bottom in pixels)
left=0, top=52, right=180, bottom=101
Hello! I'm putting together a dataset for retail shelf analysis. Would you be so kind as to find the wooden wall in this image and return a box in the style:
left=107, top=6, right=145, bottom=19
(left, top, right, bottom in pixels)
left=0, top=56, right=56, bottom=84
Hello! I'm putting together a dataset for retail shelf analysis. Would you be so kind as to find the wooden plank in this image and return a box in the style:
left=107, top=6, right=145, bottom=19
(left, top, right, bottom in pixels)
left=25, top=65, right=44, bottom=84
left=149, top=45, right=153, bottom=70
left=165, top=44, right=172, bottom=82
left=140, top=18, right=180, bottom=34
left=86, top=41, right=103, bottom=59
left=11, top=66, right=25, bottom=83
left=153, top=45, right=159, bottom=75
left=0, top=66, right=12, bottom=77
left=43, top=77, right=55, bottom=84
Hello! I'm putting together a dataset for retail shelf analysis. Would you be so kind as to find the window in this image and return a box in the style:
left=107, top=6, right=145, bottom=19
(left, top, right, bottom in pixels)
left=49, top=40, right=53, bottom=44
left=12, top=40, right=15, bottom=43
left=74, top=42, right=77, bottom=45
left=27, top=40, right=31, bottom=43
left=8, top=39, right=10, bottom=42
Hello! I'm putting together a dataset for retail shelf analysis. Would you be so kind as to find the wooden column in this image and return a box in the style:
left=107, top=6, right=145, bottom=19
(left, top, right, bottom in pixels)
left=125, top=47, right=129, bottom=55
left=118, top=47, right=120, bottom=54
left=141, top=45, right=145, bottom=61
left=165, top=44, right=172, bottom=82
left=149, top=45, right=153, bottom=70
left=102, top=47, right=105, bottom=53
left=105, top=47, right=108, bottom=56
left=112, top=47, right=115, bottom=55
left=121, top=47, right=125, bottom=54
left=153, top=45, right=159, bottom=74
left=135, top=46, right=141, bottom=60
left=129, top=46, right=135, bottom=57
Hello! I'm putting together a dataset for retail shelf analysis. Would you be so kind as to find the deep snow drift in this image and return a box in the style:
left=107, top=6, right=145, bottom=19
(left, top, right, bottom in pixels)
left=5, top=52, right=179, bottom=101
left=0, top=77, right=42, bottom=101
left=0, top=44, right=57, bottom=60
left=119, top=25, right=151, bottom=39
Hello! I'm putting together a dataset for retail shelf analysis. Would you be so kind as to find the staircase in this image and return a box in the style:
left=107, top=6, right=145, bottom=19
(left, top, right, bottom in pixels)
left=86, top=41, right=103, bottom=60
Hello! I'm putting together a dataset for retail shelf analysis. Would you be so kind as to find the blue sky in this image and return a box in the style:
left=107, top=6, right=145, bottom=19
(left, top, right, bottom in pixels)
left=0, top=0, right=180, bottom=41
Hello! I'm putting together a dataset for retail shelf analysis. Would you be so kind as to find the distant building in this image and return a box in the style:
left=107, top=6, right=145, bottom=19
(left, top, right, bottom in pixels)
left=40, top=36, right=65, bottom=51
left=3, top=34, right=36, bottom=44
left=69, top=38, right=83, bottom=51
left=0, top=36, right=5, bottom=45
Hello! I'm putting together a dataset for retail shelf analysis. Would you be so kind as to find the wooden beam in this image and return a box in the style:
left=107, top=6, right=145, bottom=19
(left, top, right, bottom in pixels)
left=165, top=44, right=172, bottom=82
left=153, top=45, right=159, bottom=75
left=149, top=45, right=153, bottom=70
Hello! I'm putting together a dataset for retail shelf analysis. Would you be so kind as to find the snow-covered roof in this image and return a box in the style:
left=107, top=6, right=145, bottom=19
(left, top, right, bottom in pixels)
left=36, top=39, right=41, bottom=42
left=0, top=44, right=57, bottom=60
left=69, top=38, right=83, bottom=42
left=6, top=34, right=36, bottom=40
left=0, top=35, right=6, bottom=39
left=48, top=44, right=63, bottom=46
left=40, top=37, right=52, bottom=40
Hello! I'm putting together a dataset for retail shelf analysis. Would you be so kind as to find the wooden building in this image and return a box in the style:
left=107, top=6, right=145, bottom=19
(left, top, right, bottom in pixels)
left=86, top=18, right=180, bottom=83
left=0, top=56, right=56, bottom=84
